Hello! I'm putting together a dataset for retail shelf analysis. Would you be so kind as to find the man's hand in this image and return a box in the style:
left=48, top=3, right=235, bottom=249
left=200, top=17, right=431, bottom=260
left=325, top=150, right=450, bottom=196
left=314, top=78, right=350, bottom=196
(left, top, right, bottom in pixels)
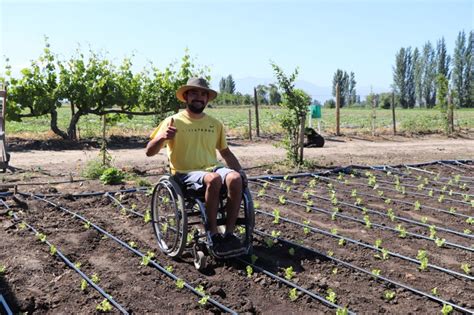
left=158, top=118, right=177, bottom=140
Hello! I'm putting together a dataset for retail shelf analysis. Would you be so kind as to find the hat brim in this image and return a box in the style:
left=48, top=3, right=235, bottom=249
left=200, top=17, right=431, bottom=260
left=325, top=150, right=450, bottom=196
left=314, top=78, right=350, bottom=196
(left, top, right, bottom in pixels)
left=176, top=85, right=218, bottom=103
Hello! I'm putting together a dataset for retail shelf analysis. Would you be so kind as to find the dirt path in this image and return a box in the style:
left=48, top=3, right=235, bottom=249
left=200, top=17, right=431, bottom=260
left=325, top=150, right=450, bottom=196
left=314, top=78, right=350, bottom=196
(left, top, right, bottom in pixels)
left=7, top=135, right=474, bottom=174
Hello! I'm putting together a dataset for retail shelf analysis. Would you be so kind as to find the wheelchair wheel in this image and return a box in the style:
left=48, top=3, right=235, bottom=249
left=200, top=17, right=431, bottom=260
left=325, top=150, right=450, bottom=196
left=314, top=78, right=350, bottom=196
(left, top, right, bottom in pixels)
left=193, top=245, right=207, bottom=271
left=151, top=175, right=187, bottom=258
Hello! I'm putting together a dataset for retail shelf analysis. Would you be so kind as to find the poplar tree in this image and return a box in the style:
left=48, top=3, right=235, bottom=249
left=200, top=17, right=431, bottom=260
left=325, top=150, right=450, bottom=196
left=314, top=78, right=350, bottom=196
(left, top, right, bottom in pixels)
left=452, top=30, right=466, bottom=107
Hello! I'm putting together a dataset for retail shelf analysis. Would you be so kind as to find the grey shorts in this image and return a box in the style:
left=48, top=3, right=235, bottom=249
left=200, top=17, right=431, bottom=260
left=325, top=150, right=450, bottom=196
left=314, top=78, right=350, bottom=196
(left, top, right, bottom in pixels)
left=176, top=167, right=234, bottom=193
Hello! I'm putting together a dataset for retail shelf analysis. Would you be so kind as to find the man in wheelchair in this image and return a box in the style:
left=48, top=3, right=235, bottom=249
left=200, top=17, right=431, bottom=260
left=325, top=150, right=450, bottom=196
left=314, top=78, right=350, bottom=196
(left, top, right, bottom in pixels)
left=145, top=77, right=248, bottom=257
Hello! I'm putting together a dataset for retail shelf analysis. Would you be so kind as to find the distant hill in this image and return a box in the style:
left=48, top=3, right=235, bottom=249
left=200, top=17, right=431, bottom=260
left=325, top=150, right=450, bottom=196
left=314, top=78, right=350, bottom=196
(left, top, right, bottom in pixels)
left=211, top=76, right=389, bottom=103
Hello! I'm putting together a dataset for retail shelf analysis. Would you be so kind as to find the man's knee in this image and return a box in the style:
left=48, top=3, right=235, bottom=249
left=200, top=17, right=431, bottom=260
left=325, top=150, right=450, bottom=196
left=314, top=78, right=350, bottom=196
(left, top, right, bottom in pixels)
left=204, top=173, right=222, bottom=192
left=226, top=171, right=242, bottom=190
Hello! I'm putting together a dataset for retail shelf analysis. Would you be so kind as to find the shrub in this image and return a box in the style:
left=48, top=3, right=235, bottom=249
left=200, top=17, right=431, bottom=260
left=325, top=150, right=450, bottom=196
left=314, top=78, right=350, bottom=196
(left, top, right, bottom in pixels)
left=82, top=159, right=109, bottom=179
left=100, top=167, right=125, bottom=185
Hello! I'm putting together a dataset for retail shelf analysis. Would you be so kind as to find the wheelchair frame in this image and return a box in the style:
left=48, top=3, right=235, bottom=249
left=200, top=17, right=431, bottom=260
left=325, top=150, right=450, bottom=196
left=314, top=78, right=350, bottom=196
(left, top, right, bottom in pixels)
left=151, top=175, right=254, bottom=270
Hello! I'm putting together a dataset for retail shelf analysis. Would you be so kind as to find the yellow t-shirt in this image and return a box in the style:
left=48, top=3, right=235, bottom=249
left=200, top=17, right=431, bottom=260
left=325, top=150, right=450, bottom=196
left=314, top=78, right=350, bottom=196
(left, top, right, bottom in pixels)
left=150, top=110, right=228, bottom=174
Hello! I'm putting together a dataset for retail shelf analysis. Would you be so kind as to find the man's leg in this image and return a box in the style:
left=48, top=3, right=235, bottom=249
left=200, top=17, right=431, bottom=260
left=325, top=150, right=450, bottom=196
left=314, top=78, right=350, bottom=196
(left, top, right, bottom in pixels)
left=223, top=171, right=243, bottom=234
left=203, top=172, right=222, bottom=235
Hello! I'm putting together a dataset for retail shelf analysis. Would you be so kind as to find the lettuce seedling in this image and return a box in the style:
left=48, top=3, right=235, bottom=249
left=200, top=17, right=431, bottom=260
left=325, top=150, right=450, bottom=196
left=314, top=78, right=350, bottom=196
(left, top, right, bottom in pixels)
left=338, top=238, right=345, bottom=246
left=303, top=220, right=311, bottom=234
left=49, top=245, right=57, bottom=256
left=0, top=265, right=6, bottom=274
left=396, top=224, right=407, bottom=238
left=176, top=278, right=185, bottom=289
left=278, top=195, right=286, bottom=205
left=351, top=189, right=357, bottom=197
left=383, top=290, right=395, bottom=301
left=80, top=279, right=87, bottom=291
left=284, top=266, right=295, bottom=280
left=288, top=248, right=295, bottom=256
left=289, top=288, right=298, bottom=301
left=326, top=288, right=337, bottom=303
left=387, top=208, right=395, bottom=221
left=371, top=269, right=381, bottom=276
left=374, top=239, right=382, bottom=249
left=36, top=233, right=47, bottom=242
left=414, top=200, right=421, bottom=211
left=461, top=263, right=471, bottom=275
left=143, top=210, right=151, bottom=223
left=332, top=267, right=338, bottom=275
left=434, top=238, right=446, bottom=247
left=428, top=225, right=437, bottom=239
left=198, top=296, right=209, bottom=306
left=91, top=273, right=100, bottom=284
left=128, top=241, right=137, bottom=248
left=96, top=299, right=112, bottom=312
left=246, top=265, right=253, bottom=278
left=421, top=216, right=428, bottom=224
left=18, top=222, right=27, bottom=230
left=309, top=179, right=317, bottom=188
left=336, top=307, right=348, bottom=315
left=431, top=287, right=438, bottom=296
left=441, top=304, right=453, bottom=315
left=364, top=215, right=372, bottom=229
left=330, top=228, right=338, bottom=235
left=251, top=254, right=258, bottom=264
left=272, top=208, right=280, bottom=224
left=165, top=265, right=173, bottom=272
left=258, top=188, right=266, bottom=197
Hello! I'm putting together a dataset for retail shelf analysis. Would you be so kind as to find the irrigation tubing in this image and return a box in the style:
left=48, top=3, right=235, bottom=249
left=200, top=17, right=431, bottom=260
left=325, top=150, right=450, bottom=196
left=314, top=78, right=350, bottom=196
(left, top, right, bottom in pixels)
left=0, top=199, right=129, bottom=315
left=0, top=294, right=13, bottom=315
left=364, top=169, right=473, bottom=203
left=105, top=193, right=145, bottom=218
left=254, top=208, right=474, bottom=281
left=235, top=256, right=356, bottom=315
left=403, top=165, right=474, bottom=185
left=254, top=185, right=474, bottom=254
left=254, top=178, right=473, bottom=241
left=253, top=230, right=474, bottom=314
left=103, top=188, right=357, bottom=314
left=22, top=194, right=238, bottom=314
left=318, top=173, right=473, bottom=220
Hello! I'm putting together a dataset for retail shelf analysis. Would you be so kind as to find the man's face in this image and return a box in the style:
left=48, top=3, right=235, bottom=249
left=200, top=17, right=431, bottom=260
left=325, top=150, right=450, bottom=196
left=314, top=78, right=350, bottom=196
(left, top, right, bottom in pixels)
left=185, top=89, right=209, bottom=114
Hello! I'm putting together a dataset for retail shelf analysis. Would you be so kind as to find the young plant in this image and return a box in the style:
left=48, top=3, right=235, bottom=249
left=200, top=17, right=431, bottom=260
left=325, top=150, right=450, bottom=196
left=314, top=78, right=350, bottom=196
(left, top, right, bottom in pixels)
left=326, top=288, right=337, bottom=303
left=96, top=299, right=112, bottom=312
left=284, top=266, right=295, bottom=280
left=0, top=265, right=6, bottom=274
left=351, top=189, right=357, bottom=197
left=288, top=248, right=295, bottom=256
left=271, top=230, right=281, bottom=238
left=441, top=304, right=453, bottom=315
left=251, top=254, right=258, bottom=264
left=421, top=216, right=428, bottom=224
left=258, top=188, right=266, bottom=197
left=387, top=208, right=395, bottom=221
left=338, top=238, right=345, bottom=246
left=143, top=209, right=151, bottom=223
left=237, top=226, right=246, bottom=235
left=289, top=288, right=298, bottom=301
left=438, top=194, right=445, bottom=203
left=363, top=215, right=372, bottom=229
left=128, top=241, right=137, bottom=248
left=434, top=238, right=446, bottom=247
left=272, top=208, right=280, bottom=224
left=36, top=232, right=47, bottom=242
left=330, top=228, right=338, bottom=235
left=91, top=273, right=100, bottom=284
left=336, top=307, right=349, bottom=315
left=303, top=220, right=311, bottom=234
left=278, top=195, right=286, bottom=205
left=414, top=200, right=421, bottom=211
left=176, top=278, right=185, bottom=289
left=374, top=239, right=382, bottom=249
left=246, top=265, right=253, bottom=278
left=309, top=179, right=317, bottom=188
left=198, top=295, right=209, bottom=306
left=374, top=248, right=389, bottom=260
left=431, top=287, right=438, bottom=296
left=165, top=265, right=173, bottom=272
left=355, top=197, right=363, bottom=206
left=395, top=224, right=407, bottom=238
left=140, top=251, right=155, bottom=266
left=80, top=279, right=88, bottom=291
left=332, top=267, right=338, bottom=275
left=428, top=225, right=437, bottom=239
left=460, top=263, right=471, bottom=275
left=417, top=250, right=429, bottom=271
left=49, top=245, right=57, bottom=256
left=383, top=290, right=396, bottom=301
left=371, top=269, right=381, bottom=276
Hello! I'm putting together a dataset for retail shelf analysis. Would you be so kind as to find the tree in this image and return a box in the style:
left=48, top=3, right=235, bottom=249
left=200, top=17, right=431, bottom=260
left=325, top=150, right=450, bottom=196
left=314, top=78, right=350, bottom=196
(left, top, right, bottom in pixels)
left=452, top=30, right=467, bottom=108
left=268, top=83, right=282, bottom=105
left=332, top=69, right=349, bottom=107
left=405, top=48, right=416, bottom=108
left=393, top=47, right=408, bottom=108
left=464, top=31, right=473, bottom=107
left=421, top=41, right=437, bottom=108
left=271, top=62, right=310, bottom=165
left=413, top=47, right=423, bottom=106
left=348, top=72, right=357, bottom=105
left=436, top=37, right=451, bottom=79
left=255, top=84, right=268, bottom=104
left=225, top=74, right=236, bottom=94
left=219, top=77, right=226, bottom=93
left=436, top=74, right=450, bottom=133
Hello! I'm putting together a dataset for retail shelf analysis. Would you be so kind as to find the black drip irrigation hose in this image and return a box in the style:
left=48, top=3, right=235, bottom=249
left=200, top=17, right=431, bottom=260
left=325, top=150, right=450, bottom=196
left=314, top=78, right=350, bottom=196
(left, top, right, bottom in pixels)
left=403, top=165, right=474, bottom=185
left=0, top=199, right=130, bottom=315
left=234, top=256, right=356, bottom=315
left=21, top=193, right=237, bottom=315
left=254, top=184, right=474, bottom=254
left=253, top=229, right=474, bottom=314
left=365, top=168, right=473, bottom=203
left=254, top=208, right=474, bottom=281
left=105, top=186, right=356, bottom=314
left=105, top=193, right=145, bottom=218
left=255, top=178, right=473, bottom=241
left=300, top=176, right=474, bottom=239
left=0, top=294, right=13, bottom=315
left=25, top=187, right=149, bottom=199
left=438, top=161, right=471, bottom=175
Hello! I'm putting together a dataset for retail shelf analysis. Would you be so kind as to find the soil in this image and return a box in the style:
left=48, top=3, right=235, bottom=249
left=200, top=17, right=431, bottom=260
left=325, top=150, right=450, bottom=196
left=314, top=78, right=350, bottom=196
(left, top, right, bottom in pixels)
left=0, top=134, right=473, bottom=314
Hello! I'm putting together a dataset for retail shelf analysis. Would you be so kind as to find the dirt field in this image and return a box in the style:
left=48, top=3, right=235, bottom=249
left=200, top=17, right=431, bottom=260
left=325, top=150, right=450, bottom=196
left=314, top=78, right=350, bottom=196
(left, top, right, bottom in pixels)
left=0, top=135, right=473, bottom=314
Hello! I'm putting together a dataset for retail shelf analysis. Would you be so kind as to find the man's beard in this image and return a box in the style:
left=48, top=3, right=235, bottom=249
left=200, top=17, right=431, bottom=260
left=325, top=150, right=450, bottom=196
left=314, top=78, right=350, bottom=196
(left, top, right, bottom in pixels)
left=187, top=102, right=205, bottom=114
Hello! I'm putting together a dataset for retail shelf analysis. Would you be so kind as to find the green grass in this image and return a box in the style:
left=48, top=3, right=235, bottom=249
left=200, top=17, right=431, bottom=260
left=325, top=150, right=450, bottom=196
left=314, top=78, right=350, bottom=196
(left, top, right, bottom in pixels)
left=5, top=105, right=474, bottom=139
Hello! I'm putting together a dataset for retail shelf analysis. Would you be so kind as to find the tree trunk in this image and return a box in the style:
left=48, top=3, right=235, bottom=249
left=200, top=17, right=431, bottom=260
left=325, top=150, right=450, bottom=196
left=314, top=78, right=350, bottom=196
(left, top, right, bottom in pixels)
left=67, top=110, right=83, bottom=141
left=50, top=109, right=68, bottom=139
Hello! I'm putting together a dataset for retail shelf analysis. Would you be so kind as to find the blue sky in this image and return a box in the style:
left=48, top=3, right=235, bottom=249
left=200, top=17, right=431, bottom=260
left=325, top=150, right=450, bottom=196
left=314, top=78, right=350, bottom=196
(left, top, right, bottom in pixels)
left=1, top=0, right=472, bottom=99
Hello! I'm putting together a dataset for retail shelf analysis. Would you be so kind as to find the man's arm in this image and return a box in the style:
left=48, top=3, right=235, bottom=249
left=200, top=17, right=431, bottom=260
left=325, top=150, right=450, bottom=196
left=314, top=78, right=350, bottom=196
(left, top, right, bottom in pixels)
left=145, top=118, right=176, bottom=156
left=219, top=147, right=247, bottom=185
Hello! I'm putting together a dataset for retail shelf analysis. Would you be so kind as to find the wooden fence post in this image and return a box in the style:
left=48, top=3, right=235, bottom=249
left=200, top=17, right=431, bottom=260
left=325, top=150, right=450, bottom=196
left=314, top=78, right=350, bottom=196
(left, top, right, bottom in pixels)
left=254, top=87, right=260, bottom=137
left=299, top=112, right=306, bottom=165
left=248, top=108, right=252, bottom=141
left=391, top=92, right=396, bottom=135
left=372, top=95, right=377, bottom=136
left=336, top=83, right=340, bottom=136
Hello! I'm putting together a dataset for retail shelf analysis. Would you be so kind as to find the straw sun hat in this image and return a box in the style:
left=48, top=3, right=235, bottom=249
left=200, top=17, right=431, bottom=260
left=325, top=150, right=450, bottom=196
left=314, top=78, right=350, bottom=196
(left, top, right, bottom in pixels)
left=176, top=77, right=218, bottom=102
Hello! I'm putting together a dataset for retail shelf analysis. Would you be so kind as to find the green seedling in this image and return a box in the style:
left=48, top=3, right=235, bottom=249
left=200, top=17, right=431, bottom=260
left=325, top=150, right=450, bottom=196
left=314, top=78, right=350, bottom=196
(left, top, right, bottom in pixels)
left=258, top=188, right=266, bottom=197
left=431, top=287, right=438, bottom=296
left=36, top=233, right=47, bottom=242
left=361, top=207, right=368, bottom=214
left=396, top=224, right=407, bottom=238
left=284, top=266, right=295, bottom=280
left=371, top=269, right=381, bottom=276
left=237, top=226, right=246, bottom=235
left=251, top=254, right=258, bottom=264
left=438, top=195, right=445, bottom=203
left=254, top=201, right=260, bottom=209
left=421, top=216, right=428, bottom=224
left=374, top=248, right=389, bottom=260
left=429, top=225, right=437, bottom=239
left=351, top=189, right=357, bottom=197
left=165, top=265, right=173, bottom=272
left=263, top=182, right=269, bottom=188
left=332, top=267, right=338, bottom=275
left=83, top=221, right=91, bottom=229
left=461, top=263, right=471, bottom=275
left=278, top=195, right=286, bottom=205
left=303, top=220, right=311, bottom=234
left=302, top=191, right=310, bottom=199
left=272, top=208, right=280, bottom=224
left=0, top=265, right=6, bottom=274
left=143, top=209, right=151, bottom=223
left=336, top=307, right=349, bottom=315
left=338, top=238, right=345, bottom=246
left=292, top=178, right=298, bottom=184
left=387, top=208, right=395, bottom=221
left=464, top=229, right=472, bottom=235
left=417, top=250, right=428, bottom=271
left=309, top=179, right=317, bottom=188
left=384, top=198, right=391, bottom=204
left=265, top=237, right=274, bottom=248
left=96, top=299, right=112, bottom=312
left=74, top=262, right=82, bottom=269
left=383, top=290, right=396, bottom=301
left=330, top=228, right=338, bottom=235
left=283, top=175, right=290, bottom=180
left=289, top=288, right=298, bottom=301
left=288, top=248, right=295, bottom=256
left=414, top=200, right=421, bottom=211
left=466, top=217, right=474, bottom=225
left=417, top=183, right=424, bottom=190
left=363, top=215, right=372, bottom=229
left=198, top=295, right=209, bottom=306
left=428, top=190, right=434, bottom=197
left=327, top=183, right=333, bottom=189
left=91, top=273, right=100, bottom=284
left=18, top=222, right=27, bottom=230
left=128, top=241, right=137, bottom=248
left=326, top=288, right=337, bottom=303
left=80, top=279, right=88, bottom=291
left=285, top=186, right=291, bottom=193
left=355, top=197, right=363, bottom=206
left=306, top=200, right=314, bottom=207
left=49, top=245, right=57, bottom=256
left=195, top=285, right=205, bottom=294
left=246, top=265, right=253, bottom=278
left=337, top=173, right=344, bottom=180
left=378, top=190, right=384, bottom=197
left=374, top=239, right=382, bottom=249
left=441, top=304, right=453, bottom=315
left=176, top=278, right=185, bottom=289
left=435, top=238, right=446, bottom=247
left=327, top=250, right=334, bottom=257
left=140, top=251, right=155, bottom=266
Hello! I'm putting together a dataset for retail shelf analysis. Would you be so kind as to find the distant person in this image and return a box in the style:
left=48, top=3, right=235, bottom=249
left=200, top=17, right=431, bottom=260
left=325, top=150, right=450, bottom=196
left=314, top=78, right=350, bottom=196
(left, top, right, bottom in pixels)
left=145, top=77, right=248, bottom=256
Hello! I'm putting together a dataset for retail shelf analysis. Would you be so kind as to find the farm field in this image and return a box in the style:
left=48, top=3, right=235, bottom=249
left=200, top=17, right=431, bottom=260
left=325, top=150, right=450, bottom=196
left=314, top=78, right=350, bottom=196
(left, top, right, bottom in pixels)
left=0, top=161, right=473, bottom=314
left=6, top=106, right=474, bottom=139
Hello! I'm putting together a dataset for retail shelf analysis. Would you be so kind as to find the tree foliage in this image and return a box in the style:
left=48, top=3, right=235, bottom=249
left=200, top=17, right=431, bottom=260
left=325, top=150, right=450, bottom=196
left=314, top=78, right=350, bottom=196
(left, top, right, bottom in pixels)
left=332, top=69, right=356, bottom=107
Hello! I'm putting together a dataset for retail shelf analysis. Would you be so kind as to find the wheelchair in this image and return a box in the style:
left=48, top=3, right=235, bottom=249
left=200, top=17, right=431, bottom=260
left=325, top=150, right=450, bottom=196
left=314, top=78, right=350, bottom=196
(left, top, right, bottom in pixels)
left=150, top=174, right=254, bottom=270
